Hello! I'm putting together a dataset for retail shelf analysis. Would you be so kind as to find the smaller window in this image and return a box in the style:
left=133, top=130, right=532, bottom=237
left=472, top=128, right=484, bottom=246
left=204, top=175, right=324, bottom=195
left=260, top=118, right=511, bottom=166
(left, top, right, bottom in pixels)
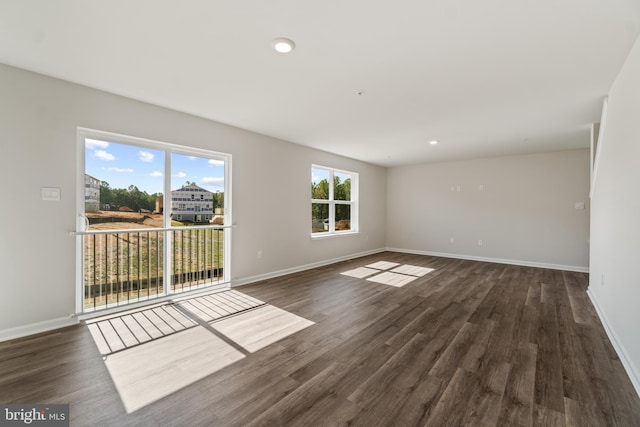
left=311, top=165, right=358, bottom=236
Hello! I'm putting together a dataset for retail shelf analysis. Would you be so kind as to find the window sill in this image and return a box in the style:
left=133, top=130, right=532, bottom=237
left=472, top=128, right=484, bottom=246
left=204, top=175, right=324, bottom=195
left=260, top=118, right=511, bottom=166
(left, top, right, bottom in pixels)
left=311, top=231, right=360, bottom=240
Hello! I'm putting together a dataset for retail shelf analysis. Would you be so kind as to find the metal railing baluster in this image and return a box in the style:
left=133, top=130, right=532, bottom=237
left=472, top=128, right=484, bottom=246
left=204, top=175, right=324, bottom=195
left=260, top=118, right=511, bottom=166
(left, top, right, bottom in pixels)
left=80, top=225, right=229, bottom=311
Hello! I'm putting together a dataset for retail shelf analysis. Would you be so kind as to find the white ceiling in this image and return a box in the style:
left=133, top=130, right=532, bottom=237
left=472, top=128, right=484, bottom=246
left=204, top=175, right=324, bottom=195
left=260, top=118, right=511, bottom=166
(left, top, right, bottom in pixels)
left=1, top=1, right=639, bottom=167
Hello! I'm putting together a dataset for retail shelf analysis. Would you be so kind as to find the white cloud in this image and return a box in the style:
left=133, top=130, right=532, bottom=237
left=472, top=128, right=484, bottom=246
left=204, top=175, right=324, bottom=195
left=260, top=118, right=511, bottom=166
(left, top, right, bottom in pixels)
left=174, top=172, right=187, bottom=178
left=94, top=150, right=115, bottom=161
left=149, top=171, right=163, bottom=177
left=85, top=139, right=109, bottom=149
left=208, top=159, right=224, bottom=166
left=139, top=151, right=154, bottom=162
left=201, top=176, right=224, bottom=184
left=103, top=167, right=134, bottom=173
left=188, top=156, right=197, bottom=160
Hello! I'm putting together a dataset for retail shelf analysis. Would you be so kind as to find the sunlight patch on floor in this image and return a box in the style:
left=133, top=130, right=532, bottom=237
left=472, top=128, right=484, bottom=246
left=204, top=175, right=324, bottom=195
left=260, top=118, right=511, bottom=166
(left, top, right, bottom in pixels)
left=87, top=289, right=315, bottom=413
left=366, top=261, right=401, bottom=270
left=366, top=271, right=418, bottom=287
left=87, top=303, right=197, bottom=355
left=342, top=260, right=436, bottom=288
left=212, top=305, right=315, bottom=353
left=340, top=266, right=380, bottom=279
left=176, top=290, right=265, bottom=323
left=391, top=265, right=434, bottom=277
left=105, top=326, right=244, bottom=413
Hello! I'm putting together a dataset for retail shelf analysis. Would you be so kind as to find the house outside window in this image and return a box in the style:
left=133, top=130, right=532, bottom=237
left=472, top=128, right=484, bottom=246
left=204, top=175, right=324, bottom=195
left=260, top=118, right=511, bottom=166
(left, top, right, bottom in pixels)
left=171, top=183, right=214, bottom=223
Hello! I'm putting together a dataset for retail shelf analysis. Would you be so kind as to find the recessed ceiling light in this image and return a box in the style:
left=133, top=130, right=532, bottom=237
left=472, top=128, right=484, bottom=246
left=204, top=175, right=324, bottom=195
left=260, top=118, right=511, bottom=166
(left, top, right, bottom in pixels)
left=429, top=140, right=439, bottom=145
left=271, top=38, right=295, bottom=53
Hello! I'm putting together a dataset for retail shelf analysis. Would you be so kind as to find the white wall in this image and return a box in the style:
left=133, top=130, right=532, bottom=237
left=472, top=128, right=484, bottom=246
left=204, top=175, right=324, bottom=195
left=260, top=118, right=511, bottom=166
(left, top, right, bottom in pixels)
left=0, top=64, right=386, bottom=335
left=589, top=34, right=640, bottom=393
left=386, top=150, right=590, bottom=270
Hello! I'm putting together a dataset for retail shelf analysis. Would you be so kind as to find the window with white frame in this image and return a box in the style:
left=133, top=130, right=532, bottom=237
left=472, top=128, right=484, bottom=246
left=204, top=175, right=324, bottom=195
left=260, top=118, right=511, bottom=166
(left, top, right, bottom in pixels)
left=78, top=128, right=231, bottom=313
left=311, top=165, right=358, bottom=235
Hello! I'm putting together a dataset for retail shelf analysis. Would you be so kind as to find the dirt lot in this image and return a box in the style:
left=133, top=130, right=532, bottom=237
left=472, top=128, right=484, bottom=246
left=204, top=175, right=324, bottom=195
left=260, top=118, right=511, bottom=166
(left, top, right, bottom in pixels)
left=87, top=211, right=165, bottom=230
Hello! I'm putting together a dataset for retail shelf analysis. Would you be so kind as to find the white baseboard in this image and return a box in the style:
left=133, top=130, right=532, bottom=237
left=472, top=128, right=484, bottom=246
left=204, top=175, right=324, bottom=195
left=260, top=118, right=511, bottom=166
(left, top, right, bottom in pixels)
left=386, top=247, right=589, bottom=273
left=0, top=249, right=385, bottom=342
left=0, top=316, right=79, bottom=343
left=232, top=247, right=386, bottom=287
left=587, top=290, right=640, bottom=398
left=0, top=247, right=586, bottom=343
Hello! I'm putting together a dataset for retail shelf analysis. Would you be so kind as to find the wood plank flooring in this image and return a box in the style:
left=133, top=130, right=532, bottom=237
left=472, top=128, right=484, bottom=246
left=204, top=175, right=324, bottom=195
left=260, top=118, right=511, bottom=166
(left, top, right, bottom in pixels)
left=1, top=252, right=639, bottom=426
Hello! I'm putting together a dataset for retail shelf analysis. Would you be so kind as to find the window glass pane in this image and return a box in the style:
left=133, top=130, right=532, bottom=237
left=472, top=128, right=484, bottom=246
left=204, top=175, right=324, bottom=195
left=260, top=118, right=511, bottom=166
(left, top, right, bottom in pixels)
left=334, top=172, right=351, bottom=201
left=84, top=138, right=164, bottom=230
left=335, top=204, right=351, bottom=231
left=312, top=203, right=329, bottom=233
left=312, top=168, right=330, bottom=200
left=81, top=131, right=231, bottom=313
left=171, top=154, right=225, bottom=225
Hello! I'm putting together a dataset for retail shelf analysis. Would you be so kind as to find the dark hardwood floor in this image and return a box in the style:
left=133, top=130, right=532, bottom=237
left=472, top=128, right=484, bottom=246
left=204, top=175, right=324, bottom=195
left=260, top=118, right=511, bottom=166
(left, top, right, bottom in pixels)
left=1, top=252, right=639, bottom=426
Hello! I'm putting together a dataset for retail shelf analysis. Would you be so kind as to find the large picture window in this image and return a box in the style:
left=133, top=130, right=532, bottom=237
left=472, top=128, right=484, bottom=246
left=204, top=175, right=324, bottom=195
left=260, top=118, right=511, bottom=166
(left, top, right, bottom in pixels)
left=311, top=165, right=358, bottom=235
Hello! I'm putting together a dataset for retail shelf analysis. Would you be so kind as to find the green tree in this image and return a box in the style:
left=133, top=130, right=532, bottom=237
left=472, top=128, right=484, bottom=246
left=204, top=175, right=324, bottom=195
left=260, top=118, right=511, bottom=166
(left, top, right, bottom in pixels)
left=98, top=182, right=155, bottom=211
left=99, top=181, right=113, bottom=208
left=334, top=176, right=351, bottom=201
left=212, top=191, right=224, bottom=210
left=334, top=177, right=350, bottom=225
left=312, top=179, right=329, bottom=199
left=311, top=179, right=329, bottom=223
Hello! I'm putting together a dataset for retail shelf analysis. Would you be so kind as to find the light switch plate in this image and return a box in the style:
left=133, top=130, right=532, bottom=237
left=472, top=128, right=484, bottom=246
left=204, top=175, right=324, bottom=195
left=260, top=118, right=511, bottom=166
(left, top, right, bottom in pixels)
left=574, top=202, right=585, bottom=210
left=42, top=187, right=61, bottom=201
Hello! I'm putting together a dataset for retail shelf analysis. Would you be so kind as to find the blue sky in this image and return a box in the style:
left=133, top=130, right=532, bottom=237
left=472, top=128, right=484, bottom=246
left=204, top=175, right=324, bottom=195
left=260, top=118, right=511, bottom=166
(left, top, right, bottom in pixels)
left=85, top=138, right=225, bottom=194
left=311, top=167, right=351, bottom=185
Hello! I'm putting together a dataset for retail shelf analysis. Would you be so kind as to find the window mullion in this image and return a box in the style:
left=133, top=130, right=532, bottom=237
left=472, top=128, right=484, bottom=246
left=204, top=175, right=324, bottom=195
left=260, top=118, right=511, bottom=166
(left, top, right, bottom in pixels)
left=329, top=170, right=335, bottom=232
left=328, top=169, right=334, bottom=201
left=163, top=150, right=172, bottom=297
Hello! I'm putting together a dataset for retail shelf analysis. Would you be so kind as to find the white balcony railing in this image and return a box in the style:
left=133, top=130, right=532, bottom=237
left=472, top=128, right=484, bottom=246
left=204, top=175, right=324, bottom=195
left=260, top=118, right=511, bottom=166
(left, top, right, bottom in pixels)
left=80, top=226, right=226, bottom=311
